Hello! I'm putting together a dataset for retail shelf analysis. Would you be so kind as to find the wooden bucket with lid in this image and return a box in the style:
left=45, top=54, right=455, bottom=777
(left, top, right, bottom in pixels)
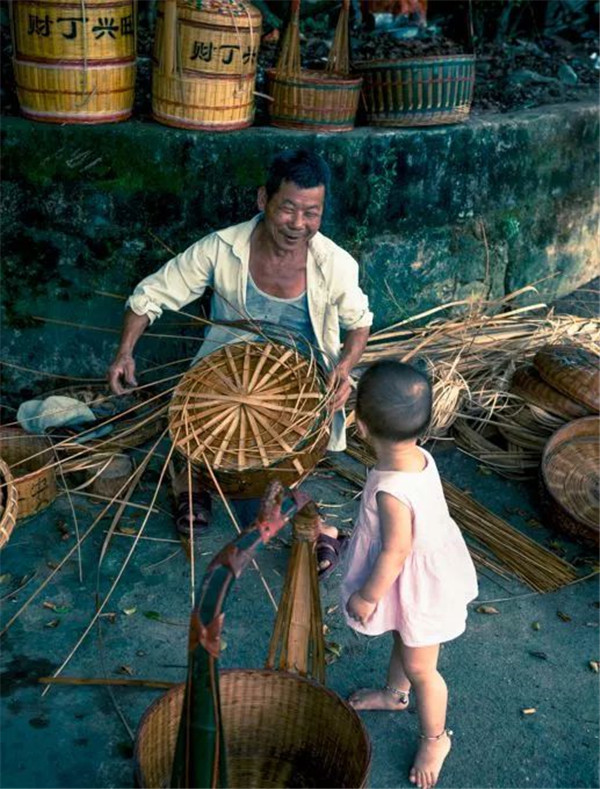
left=152, top=0, right=262, bottom=130
left=10, top=0, right=136, bottom=124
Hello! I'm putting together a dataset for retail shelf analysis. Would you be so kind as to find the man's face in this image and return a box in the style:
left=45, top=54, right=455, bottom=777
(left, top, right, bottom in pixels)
left=258, top=179, right=325, bottom=252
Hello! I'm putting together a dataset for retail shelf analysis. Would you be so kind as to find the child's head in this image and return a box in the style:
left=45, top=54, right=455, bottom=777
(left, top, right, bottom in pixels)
left=356, top=360, right=432, bottom=442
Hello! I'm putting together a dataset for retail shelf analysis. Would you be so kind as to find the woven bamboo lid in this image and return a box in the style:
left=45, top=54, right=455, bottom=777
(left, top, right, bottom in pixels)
left=169, top=341, right=331, bottom=475
left=510, top=365, right=589, bottom=420
left=534, top=344, right=599, bottom=414
left=541, top=416, right=599, bottom=542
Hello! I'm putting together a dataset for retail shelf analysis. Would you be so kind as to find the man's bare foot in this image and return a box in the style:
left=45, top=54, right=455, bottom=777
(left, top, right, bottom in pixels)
left=348, top=685, right=410, bottom=711
left=409, top=730, right=452, bottom=789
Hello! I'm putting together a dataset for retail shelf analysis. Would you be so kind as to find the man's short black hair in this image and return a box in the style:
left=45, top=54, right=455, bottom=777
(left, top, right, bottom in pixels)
left=356, top=360, right=432, bottom=442
left=265, top=149, right=331, bottom=200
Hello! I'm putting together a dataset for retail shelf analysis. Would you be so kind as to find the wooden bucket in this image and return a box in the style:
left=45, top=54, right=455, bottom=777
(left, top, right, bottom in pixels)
left=152, top=0, right=262, bottom=131
left=0, top=427, right=57, bottom=520
left=134, top=670, right=371, bottom=788
left=266, top=68, right=362, bottom=132
left=540, top=416, right=599, bottom=547
left=0, top=458, right=19, bottom=549
left=168, top=341, right=331, bottom=498
left=10, top=0, right=136, bottom=124
left=355, top=54, right=475, bottom=127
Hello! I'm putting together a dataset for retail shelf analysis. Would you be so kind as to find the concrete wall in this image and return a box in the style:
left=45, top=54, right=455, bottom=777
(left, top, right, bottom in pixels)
left=1, top=102, right=598, bottom=398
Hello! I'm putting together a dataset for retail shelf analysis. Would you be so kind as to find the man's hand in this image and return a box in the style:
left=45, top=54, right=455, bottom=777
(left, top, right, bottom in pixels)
left=328, top=363, right=352, bottom=412
left=346, top=590, right=377, bottom=626
left=108, top=351, right=137, bottom=395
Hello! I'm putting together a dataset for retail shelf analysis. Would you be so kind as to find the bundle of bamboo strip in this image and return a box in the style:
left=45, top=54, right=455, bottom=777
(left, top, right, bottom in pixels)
left=353, top=289, right=600, bottom=476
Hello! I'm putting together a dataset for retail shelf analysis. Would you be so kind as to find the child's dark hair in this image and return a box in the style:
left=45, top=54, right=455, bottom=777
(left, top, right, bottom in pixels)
left=265, top=149, right=331, bottom=200
left=356, top=360, right=432, bottom=441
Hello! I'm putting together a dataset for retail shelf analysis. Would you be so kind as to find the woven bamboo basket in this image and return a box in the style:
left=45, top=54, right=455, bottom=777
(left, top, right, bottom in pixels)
left=267, top=0, right=362, bottom=132
left=152, top=0, right=262, bottom=130
left=540, top=416, right=599, bottom=547
left=355, top=54, right=475, bottom=127
left=45, top=383, right=166, bottom=456
left=510, top=364, right=589, bottom=421
left=169, top=341, right=331, bottom=498
left=0, top=457, right=19, bottom=549
left=134, top=670, right=370, bottom=788
left=266, top=68, right=362, bottom=132
left=10, top=0, right=136, bottom=124
left=534, top=344, right=599, bottom=414
left=0, top=427, right=57, bottom=520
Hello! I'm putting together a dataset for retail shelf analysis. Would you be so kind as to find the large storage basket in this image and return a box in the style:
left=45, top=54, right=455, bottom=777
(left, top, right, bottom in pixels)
left=540, top=416, right=599, bottom=547
left=10, top=0, right=136, bottom=124
left=152, top=0, right=262, bottom=130
left=134, top=669, right=371, bottom=788
left=168, top=341, right=331, bottom=498
left=267, top=68, right=362, bottom=132
left=355, top=54, right=475, bottom=127
left=0, top=457, right=18, bottom=549
left=0, top=427, right=57, bottom=520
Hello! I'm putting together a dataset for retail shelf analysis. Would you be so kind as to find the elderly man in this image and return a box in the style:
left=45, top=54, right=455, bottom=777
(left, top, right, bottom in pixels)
left=108, top=149, right=372, bottom=565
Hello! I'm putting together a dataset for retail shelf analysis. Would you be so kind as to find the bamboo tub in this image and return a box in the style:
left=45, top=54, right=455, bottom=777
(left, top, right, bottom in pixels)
left=152, top=0, right=262, bottom=131
left=11, top=0, right=136, bottom=124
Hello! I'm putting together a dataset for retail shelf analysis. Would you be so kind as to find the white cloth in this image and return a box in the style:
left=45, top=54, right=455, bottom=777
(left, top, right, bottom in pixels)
left=340, top=449, right=479, bottom=647
left=126, top=215, right=373, bottom=450
left=17, top=396, right=96, bottom=434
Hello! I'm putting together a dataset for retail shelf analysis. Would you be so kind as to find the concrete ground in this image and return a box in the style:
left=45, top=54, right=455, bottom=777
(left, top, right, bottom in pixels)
left=1, top=285, right=598, bottom=789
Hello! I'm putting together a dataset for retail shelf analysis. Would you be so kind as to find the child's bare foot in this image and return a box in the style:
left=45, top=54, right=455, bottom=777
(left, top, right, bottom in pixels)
left=409, top=730, right=452, bottom=789
left=348, top=684, right=410, bottom=711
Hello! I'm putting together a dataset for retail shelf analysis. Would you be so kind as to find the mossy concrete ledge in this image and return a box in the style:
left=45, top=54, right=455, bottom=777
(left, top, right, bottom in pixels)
left=1, top=102, right=598, bottom=393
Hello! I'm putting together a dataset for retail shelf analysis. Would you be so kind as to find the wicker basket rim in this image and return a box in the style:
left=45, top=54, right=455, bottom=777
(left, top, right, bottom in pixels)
left=133, top=668, right=373, bottom=784
left=354, top=53, right=476, bottom=69
left=541, top=415, right=599, bottom=525
left=267, top=67, right=363, bottom=86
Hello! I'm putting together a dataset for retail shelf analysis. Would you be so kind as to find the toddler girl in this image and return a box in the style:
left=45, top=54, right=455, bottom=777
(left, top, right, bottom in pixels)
left=340, top=360, right=478, bottom=789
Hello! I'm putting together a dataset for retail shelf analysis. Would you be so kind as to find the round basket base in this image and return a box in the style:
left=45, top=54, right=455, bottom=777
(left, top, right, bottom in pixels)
left=134, top=670, right=371, bottom=788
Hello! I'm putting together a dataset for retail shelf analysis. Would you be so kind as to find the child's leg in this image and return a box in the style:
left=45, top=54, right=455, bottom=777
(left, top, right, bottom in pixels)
left=348, top=631, right=411, bottom=710
left=402, top=643, right=451, bottom=789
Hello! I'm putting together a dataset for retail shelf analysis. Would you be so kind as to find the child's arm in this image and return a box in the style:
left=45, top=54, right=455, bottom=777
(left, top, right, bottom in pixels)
left=346, top=491, right=412, bottom=625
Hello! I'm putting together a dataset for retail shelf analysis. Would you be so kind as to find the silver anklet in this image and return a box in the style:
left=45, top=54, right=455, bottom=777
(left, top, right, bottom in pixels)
left=419, top=728, right=453, bottom=741
left=384, top=683, right=410, bottom=704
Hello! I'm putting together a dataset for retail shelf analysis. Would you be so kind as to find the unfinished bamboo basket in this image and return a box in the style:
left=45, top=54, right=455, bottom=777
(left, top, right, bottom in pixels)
left=534, top=344, right=599, bottom=414
left=355, top=54, right=475, bottom=127
left=541, top=416, right=599, bottom=547
left=152, top=0, right=262, bottom=130
left=267, top=0, right=362, bottom=132
left=0, top=457, right=18, bottom=549
left=169, top=341, right=331, bottom=497
left=10, top=0, right=136, bottom=124
left=0, top=427, right=57, bottom=520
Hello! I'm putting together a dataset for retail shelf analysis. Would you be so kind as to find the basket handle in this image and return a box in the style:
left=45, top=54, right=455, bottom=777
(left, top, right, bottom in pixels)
left=275, top=0, right=301, bottom=76
left=170, top=480, right=313, bottom=788
left=326, top=0, right=351, bottom=75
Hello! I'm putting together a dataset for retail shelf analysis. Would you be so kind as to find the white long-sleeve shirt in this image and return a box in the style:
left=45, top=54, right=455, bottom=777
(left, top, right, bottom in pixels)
left=126, top=214, right=373, bottom=450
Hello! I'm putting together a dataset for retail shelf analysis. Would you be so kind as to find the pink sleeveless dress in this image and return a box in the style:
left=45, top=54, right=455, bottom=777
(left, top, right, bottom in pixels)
left=340, top=449, right=478, bottom=647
